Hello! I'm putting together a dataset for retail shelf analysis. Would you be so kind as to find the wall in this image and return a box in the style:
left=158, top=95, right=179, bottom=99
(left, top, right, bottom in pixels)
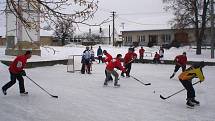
left=122, top=29, right=175, bottom=46
left=0, top=37, right=6, bottom=46
left=40, top=36, right=53, bottom=46
left=121, top=28, right=213, bottom=46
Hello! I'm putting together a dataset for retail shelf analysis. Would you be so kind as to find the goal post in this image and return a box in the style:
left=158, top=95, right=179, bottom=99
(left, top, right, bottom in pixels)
left=67, top=55, right=82, bottom=73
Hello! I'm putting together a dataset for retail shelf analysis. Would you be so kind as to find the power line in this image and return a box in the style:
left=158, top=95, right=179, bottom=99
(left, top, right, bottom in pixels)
left=118, top=12, right=170, bottom=16
left=98, top=7, right=113, bottom=13
left=117, top=16, right=166, bottom=26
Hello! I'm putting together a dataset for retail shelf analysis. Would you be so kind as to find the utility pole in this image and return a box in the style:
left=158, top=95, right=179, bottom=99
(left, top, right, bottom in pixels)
left=89, top=28, right=91, bottom=41
left=111, top=11, right=116, bottom=46
left=121, top=22, right=125, bottom=29
left=211, top=0, right=215, bottom=58
left=109, top=25, right=111, bottom=45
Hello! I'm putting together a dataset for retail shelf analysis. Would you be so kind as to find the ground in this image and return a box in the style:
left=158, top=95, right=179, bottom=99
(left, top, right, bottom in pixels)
left=0, top=62, right=215, bottom=121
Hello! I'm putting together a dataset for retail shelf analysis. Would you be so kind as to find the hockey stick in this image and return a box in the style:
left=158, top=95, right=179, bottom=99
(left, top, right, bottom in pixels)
left=26, top=76, right=58, bottom=98
left=160, top=81, right=200, bottom=100
left=127, top=59, right=136, bottom=64
left=130, top=75, right=151, bottom=86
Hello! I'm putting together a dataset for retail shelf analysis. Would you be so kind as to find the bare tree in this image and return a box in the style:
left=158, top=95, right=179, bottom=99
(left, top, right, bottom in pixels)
left=163, top=0, right=210, bottom=55
left=3, top=0, right=99, bottom=30
left=54, top=19, right=75, bottom=46
left=77, top=32, right=101, bottom=42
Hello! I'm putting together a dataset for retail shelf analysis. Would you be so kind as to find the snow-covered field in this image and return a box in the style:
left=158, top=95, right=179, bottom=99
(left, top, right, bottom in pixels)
left=0, top=62, right=215, bottom=121
left=0, top=45, right=215, bottom=121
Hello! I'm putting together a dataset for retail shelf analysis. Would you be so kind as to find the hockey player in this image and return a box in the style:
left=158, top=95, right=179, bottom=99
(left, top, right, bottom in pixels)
left=178, top=61, right=205, bottom=108
left=104, top=54, right=126, bottom=87
left=139, top=46, right=145, bottom=60
left=170, top=52, right=187, bottom=79
left=2, top=51, right=32, bottom=95
left=103, top=50, right=113, bottom=81
left=121, top=48, right=137, bottom=77
left=90, top=46, right=95, bottom=61
left=81, top=46, right=92, bottom=74
left=153, top=52, right=160, bottom=64
left=103, top=50, right=112, bottom=63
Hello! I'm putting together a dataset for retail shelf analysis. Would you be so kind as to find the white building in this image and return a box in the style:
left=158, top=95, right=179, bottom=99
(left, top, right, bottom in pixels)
left=121, top=28, right=213, bottom=47
left=5, top=0, right=41, bottom=55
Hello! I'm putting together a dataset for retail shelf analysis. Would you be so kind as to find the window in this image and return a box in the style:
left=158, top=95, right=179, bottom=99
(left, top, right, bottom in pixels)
left=149, top=35, right=158, bottom=44
left=162, top=34, right=171, bottom=43
left=125, top=36, right=128, bottom=42
left=128, top=36, right=132, bottom=42
left=138, top=35, right=145, bottom=42
left=125, top=36, right=132, bottom=43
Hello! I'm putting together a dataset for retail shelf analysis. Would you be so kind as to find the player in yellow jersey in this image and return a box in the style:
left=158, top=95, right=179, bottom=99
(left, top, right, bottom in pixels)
left=178, top=61, right=205, bottom=108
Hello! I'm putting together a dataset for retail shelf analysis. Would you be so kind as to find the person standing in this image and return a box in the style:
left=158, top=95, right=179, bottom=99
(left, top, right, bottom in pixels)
left=103, top=50, right=112, bottom=63
left=103, top=50, right=113, bottom=81
left=97, top=46, right=103, bottom=63
left=121, top=48, right=137, bottom=77
left=139, top=46, right=145, bottom=60
left=81, top=46, right=92, bottom=74
left=2, top=51, right=32, bottom=95
left=104, top=54, right=126, bottom=87
left=153, top=52, right=160, bottom=64
left=159, top=46, right=164, bottom=59
left=178, top=61, right=205, bottom=108
left=90, top=46, right=95, bottom=62
left=170, top=52, right=187, bottom=79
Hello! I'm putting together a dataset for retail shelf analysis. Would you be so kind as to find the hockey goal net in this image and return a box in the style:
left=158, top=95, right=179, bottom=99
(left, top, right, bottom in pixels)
left=67, top=55, right=82, bottom=73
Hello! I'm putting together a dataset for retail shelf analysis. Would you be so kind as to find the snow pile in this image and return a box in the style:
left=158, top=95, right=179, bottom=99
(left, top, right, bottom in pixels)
left=0, top=45, right=214, bottom=62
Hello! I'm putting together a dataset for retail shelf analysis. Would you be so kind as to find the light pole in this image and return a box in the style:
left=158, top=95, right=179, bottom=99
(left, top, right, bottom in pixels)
left=211, top=0, right=215, bottom=58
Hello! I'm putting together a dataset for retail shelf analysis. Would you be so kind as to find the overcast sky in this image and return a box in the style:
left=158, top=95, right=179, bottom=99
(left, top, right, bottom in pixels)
left=0, top=0, right=174, bottom=36
left=86, top=0, right=174, bottom=34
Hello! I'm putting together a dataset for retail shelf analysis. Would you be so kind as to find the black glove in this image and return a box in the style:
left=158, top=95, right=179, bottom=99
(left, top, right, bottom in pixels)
left=20, top=70, right=26, bottom=76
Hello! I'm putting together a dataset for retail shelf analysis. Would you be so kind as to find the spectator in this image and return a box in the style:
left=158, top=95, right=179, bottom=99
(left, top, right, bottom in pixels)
left=97, top=46, right=103, bottom=63
left=159, top=46, right=164, bottom=59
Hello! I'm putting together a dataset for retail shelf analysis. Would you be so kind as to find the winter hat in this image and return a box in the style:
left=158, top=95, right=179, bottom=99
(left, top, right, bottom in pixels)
left=116, top=54, right=122, bottom=58
left=103, top=50, right=107, bottom=54
left=193, top=61, right=205, bottom=68
left=199, top=61, right=205, bottom=68
left=129, top=48, right=134, bottom=51
left=25, top=50, right=32, bottom=55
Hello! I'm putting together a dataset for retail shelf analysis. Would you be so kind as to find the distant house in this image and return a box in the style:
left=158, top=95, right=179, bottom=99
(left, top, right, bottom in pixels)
left=40, top=36, right=62, bottom=46
left=69, top=28, right=112, bottom=45
left=121, top=28, right=213, bottom=47
left=68, top=28, right=124, bottom=45
left=100, top=28, right=111, bottom=44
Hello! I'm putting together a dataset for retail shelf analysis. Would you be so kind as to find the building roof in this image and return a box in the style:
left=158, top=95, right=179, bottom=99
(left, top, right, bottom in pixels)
left=121, top=28, right=211, bottom=33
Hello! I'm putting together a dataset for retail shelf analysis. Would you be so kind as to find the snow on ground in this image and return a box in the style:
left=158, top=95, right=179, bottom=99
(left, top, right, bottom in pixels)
left=0, top=45, right=215, bottom=121
left=0, top=45, right=215, bottom=62
left=0, top=62, right=215, bottom=121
